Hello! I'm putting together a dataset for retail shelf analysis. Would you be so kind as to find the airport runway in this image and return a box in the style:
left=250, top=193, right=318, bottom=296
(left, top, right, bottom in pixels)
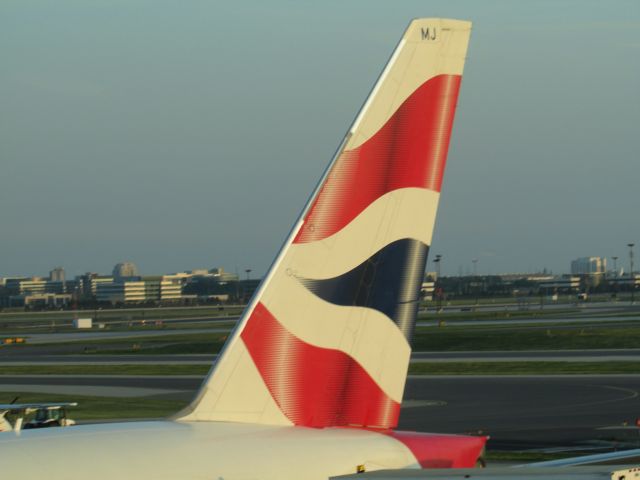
left=2, top=374, right=639, bottom=451
left=2, top=349, right=640, bottom=364
left=0, top=375, right=201, bottom=401
left=400, top=375, right=640, bottom=450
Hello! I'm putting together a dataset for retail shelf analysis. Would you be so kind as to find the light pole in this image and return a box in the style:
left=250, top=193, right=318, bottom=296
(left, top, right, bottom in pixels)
left=472, top=259, right=479, bottom=306
left=611, top=255, right=619, bottom=300
left=629, top=244, right=635, bottom=304
left=434, top=254, right=442, bottom=280
left=433, top=254, right=442, bottom=312
left=241, top=269, right=252, bottom=303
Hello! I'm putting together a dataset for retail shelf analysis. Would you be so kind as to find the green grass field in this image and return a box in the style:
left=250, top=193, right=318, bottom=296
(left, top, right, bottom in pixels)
left=18, top=332, right=231, bottom=354
left=483, top=450, right=577, bottom=462
left=417, top=308, right=580, bottom=322
left=98, top=332, right=230, bottom=354
left=411, top=324, right=640, bottom=351
left=0, top=391, right=187, bottom=420
left=0, top=305, right=244, bottom=331
left=408, top=361, right=640, bottom=375
left=2, top=361, right=640, bottom=377
left=0, top=364, right=209, bottom=376
left=3, top=320, right=640, bottom=356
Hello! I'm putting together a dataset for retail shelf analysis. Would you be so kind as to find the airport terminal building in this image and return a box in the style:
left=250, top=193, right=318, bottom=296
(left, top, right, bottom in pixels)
left=96, top=276, right=182, bottom=305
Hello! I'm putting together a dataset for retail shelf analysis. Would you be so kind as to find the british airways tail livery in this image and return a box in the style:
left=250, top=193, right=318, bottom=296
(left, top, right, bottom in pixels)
left=178, top=17, right=471, bottom=431
left=0, top=19, right=484, bottom=480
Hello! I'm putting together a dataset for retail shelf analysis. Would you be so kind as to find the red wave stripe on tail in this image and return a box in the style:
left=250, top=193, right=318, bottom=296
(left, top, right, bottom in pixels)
left=294, top=74, right=461, bottom=244
left=241, top=302, right=401, bottom=428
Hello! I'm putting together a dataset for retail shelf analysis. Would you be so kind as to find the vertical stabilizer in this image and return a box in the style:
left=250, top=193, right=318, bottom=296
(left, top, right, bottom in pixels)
left=177, top=18, right=471, bottom=429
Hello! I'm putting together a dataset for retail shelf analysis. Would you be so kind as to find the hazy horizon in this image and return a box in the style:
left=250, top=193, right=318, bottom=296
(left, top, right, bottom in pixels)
left=2, top=0, right=638, bottom=278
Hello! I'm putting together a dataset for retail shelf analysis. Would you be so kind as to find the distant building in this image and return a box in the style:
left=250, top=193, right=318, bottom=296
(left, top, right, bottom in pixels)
left=189, top=269, right=210, bottom=276
left=142, top=275, right=182, bottom=303
left=209, top=267, right=239, bottom=282
left=571, top=257, right=607, bottom=276
left=537, top=276, right=580, bottom=294
left=420, top=280, right=435, bottom=301
left=159, top=279, right=182, bottom=302
left=96, top=275, right=183, bottom=305
left=49, top=267, right=65, bottom=282
left=96, top=281, right=146, bottom=304
left=5, top=277, right=67, bottom=295
left=181, top=267, right=249, bottom=302
left=112, top=262, right=139, bottom=281
left=90, top=276, right=115, bottom=295
left=77, top=273, right=114, bottom=296
left=165, top=272, right=194, bottom=284
left=609, top=274, right=640, bottom=290
left=9, top=293, right=72, bottom=308
left=0, top=276, right=26, bottom=287
left=238, top=278, right=260, bottom=302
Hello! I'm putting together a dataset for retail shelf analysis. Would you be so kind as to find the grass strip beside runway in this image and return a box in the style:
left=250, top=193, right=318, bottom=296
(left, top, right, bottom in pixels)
left=409, top=361, right=640, bottom=375
left=411, top=325, right=640, bottom=351
left=0, top=391, right=188, bottom=420
left=417, top=308, right=580, bottom=322
left=484, top=451, right=577, bottom=462
left=11, top=323, right=640, bottom=355
left=3, top=362, right=640, bottom=376
left=0, top=364, right=210, bottom=375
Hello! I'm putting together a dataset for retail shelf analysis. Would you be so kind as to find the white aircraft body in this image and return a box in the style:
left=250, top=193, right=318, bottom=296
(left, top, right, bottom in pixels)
left=0, top=18, right=485, bottom=479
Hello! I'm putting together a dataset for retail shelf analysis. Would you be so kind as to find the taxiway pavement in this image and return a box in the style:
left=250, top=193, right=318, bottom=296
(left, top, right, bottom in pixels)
left=2, top=349, right=640, bottom=364
left=2, top=374, right=639, bottom=450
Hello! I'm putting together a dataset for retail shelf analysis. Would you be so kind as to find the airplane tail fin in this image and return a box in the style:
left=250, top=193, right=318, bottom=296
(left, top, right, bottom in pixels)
left=177, top=18, right=471, bottom=429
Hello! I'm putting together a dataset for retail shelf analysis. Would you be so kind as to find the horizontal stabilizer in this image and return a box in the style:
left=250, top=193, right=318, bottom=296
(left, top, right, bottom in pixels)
left=331, top=466, right=640, bottom=480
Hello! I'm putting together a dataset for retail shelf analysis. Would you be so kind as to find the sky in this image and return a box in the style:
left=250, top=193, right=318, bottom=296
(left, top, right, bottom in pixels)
left=1, top=0, right=639, bottom=278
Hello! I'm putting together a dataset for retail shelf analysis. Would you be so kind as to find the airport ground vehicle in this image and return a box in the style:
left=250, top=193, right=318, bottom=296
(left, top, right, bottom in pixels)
left=0, top=402, right=77, bottom=433
left=23, top=405, right=76, bottom=429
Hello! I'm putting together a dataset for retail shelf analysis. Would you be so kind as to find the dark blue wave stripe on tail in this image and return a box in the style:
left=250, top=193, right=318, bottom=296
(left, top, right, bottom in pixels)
left=299, top=239, right=429, bottom=341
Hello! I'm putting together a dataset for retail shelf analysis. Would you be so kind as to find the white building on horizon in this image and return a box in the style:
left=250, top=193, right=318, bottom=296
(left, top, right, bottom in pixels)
left=49, top=266, right=65, bottom=282
left=112, top=262, right=139, bottom=281
left=571, top=257, right=607, bottom=276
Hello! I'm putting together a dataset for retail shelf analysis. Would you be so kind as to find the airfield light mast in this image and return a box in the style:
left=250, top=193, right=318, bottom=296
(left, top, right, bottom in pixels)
left=628, top=244, right=635, bottom=304
left=433, top=255, right=443, bottom=312
left=472, top=258, right=479, bottom=307
left=434, top=254, right=442, bottom=280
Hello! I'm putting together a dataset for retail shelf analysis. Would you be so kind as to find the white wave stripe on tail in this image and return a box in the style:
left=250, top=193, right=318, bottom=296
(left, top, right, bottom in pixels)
left=284, top=188, right=439, bottom=280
